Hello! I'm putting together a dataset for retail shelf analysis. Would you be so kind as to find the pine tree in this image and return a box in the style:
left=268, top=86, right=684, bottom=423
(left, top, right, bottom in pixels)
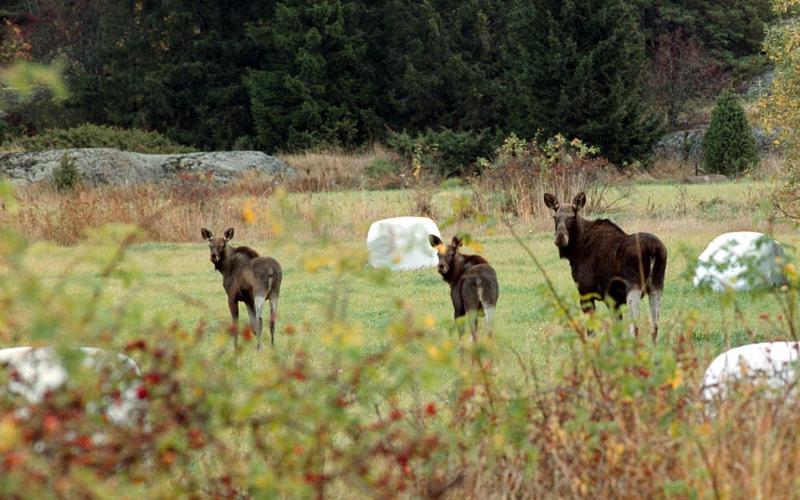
left=702, top=90, right=758, bottom=176
left=244, top=0, right=378, bottom=151
left=66, top=0, right=272, bottom=150
left=367, top=0, right=509, bottom=134
left=502, top=0, right=662, bottom=165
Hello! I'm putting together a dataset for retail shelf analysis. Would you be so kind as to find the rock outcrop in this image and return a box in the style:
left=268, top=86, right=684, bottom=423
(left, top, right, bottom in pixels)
left=0, top=148, right=295, bottom=186
left=653, top=126, right=780, bottom=163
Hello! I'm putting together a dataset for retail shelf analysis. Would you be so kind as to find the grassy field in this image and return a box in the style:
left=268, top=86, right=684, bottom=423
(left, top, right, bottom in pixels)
left=17, top=179, right=797, bottom=383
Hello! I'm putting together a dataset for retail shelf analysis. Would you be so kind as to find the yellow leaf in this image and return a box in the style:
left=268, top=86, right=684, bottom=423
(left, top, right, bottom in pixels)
left=0, top=416, right=19, bottom=453
left=241, top=201, right=256, bottom=224
left=426, top=344, right=443, bottom=361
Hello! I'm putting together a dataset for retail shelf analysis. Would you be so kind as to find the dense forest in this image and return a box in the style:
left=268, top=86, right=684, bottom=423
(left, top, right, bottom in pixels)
left=0, top=0, right=772, bottom=164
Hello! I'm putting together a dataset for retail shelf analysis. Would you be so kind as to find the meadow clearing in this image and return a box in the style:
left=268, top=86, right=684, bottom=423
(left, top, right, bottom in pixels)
left=15, top=178, right=794, bottom=380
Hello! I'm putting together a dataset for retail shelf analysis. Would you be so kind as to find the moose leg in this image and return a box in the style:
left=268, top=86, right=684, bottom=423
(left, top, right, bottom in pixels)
left=466, top=309, right=479, bottom=343
left=253, top=295, right=267, bottom=350
left=228, top=299, right=240, bottom=349
left=483, top=306, right=495, bottom=337
left=626, top=287, right=642, bottom=338
left=648, top=289, right=662, bottom=342
left=269, top=295, right=279, bottom=347
left=580, top=298, right=596, bottom=337
left=246, top=300, right=260, bottom=350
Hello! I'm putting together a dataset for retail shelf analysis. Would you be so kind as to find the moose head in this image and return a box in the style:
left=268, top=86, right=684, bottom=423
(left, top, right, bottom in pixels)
left=428, top=234, right=464, bottom=276
left=543, top=192, right=586, bottom=249
left=201, top=227, right=235, bottom=264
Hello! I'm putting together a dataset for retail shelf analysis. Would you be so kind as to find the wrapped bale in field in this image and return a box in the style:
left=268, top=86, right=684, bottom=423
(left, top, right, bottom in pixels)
left=0, top=346, right=146, bottom=426
left=693, top=231, right=786, bottom=292
left=701, top=342, right=800, bottom=401
left=367, top=217, right=442, bottom=271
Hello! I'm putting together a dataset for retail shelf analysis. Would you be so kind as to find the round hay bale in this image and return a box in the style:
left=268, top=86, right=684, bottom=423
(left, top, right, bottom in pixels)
left=701, top=341, right=800, bottom=401
left=367, top=216, right=442, bottom=271
left=693, top=231, right=785, bottom=292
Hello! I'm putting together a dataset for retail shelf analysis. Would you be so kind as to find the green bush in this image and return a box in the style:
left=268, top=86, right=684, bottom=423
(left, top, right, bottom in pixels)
left=387, top=129, right=496, bottom=177
left=7, top=124, right=194, bottom=154
left=51, top=154, right=82, bottom=192
left=702, top=90, right=758, bottom=176
left=364, top=157, right=402, bottom=178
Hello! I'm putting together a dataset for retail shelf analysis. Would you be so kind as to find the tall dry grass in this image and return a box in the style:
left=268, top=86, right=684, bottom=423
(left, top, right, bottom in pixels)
left=278, top=144, right=405, bottom=191
left=1, top=144, right=787, bottom=245
left=2, top=176, right=419, bottom=244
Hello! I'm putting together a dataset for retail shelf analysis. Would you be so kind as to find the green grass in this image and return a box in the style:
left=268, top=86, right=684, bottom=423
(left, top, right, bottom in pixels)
left=20, top=178, right=799, bottom=383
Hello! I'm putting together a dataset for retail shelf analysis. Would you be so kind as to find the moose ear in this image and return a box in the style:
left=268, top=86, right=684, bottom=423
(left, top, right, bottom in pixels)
left=201, top=227, right=213, bottom=241
left=429, top=234, right=443, bottom=248
left=572, top=192, right=586, bottom=211
left=543, top=193, right=559, bottom=211
left=223, top=227, right=235, bottom=241
left=451, top=236, right=463, bottom=249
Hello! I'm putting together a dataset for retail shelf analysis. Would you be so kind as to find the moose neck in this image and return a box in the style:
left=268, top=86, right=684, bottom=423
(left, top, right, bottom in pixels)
left=441, top=253, right=466, bottom=285
left=559, top=216, right=587, bottom=260
left=214, top=245, right=236, bottom=274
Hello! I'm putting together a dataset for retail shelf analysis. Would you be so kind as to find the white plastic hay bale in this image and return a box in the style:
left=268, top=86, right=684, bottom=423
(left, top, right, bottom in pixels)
left=693, top=231, right=785, bottom=292
left=0, top=346, right=145, bottom=426
left=367, top=216, right=442, bottom=271
left=701, top=342, right=800, bottom=402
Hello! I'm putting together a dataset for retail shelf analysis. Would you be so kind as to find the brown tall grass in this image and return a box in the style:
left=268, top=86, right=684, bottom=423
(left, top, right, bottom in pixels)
left=278, top=144, right=405, bottom=191
left=2, top=175, right=420, bottom=244
left=1, top=146, right=786, bottom=244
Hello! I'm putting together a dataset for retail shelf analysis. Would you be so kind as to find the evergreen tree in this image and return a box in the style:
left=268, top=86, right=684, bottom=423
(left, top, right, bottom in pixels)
left=503, top=0, right=662, bottom=165
left=702, top=89, right=758, bottom=176
left=65, top=0, right=272, bottom=150
left=367, top=0, right=509, bottom=134
left=640, top=0, right=772, bottom=70
left=244, top=0, right=378, bottom=151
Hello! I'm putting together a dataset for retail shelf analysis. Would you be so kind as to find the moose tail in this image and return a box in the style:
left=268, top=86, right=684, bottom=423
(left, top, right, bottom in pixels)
left=650, top=239, right=668, bottom=293
left=266, top=273, right=274, bottom=296
left=476, top=276, right=484, bottom=306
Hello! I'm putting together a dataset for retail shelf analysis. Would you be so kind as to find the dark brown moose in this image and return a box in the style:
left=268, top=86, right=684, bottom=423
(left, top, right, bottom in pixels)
left=201, top=227, right=283, bottom=349
left=428, top=235, right=499, bottom=342
left=543, top=192, right=667, bottom=341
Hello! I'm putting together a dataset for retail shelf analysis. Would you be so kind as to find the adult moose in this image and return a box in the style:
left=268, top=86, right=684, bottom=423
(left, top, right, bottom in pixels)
left=201, top=227, right=283, bottom=349
left=428, top=235, right=499, bottom=343
left=543, top=193, right=667, bottom=341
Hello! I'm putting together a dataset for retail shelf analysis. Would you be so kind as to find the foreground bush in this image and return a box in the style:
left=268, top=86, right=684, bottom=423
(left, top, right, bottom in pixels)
left=1, top=185, right=800, bottom=497
left=5, top=124, right=194, bottom=154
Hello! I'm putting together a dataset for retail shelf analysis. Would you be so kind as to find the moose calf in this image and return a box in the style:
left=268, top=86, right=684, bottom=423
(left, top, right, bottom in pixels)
left=543, top=192, right=667, bottom=341
left=429, top=235, right=499, bottom=342
left=202, top=227, right=283, bottom=349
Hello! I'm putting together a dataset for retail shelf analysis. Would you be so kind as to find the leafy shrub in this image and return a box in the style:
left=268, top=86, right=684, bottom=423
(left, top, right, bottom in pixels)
left=6, top=124, right=194, bottom=154
left=473, top=133, right=624, bottom=217
left=364, top=157, right=402, bottom=178
left=51, top=154, right=81, bottom=192
left=702, top=90, right=758, bottom=176
left=0, top=87, right=67, bottom=139
left=387, top=129, right=496, bottom=177
left=232, top=135, right=257, bottom=151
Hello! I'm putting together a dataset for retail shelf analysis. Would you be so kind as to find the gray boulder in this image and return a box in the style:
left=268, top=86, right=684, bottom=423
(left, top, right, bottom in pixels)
left=653, top=126, right=781, bottom=162
left=0, top=148, right=295, bottom=186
